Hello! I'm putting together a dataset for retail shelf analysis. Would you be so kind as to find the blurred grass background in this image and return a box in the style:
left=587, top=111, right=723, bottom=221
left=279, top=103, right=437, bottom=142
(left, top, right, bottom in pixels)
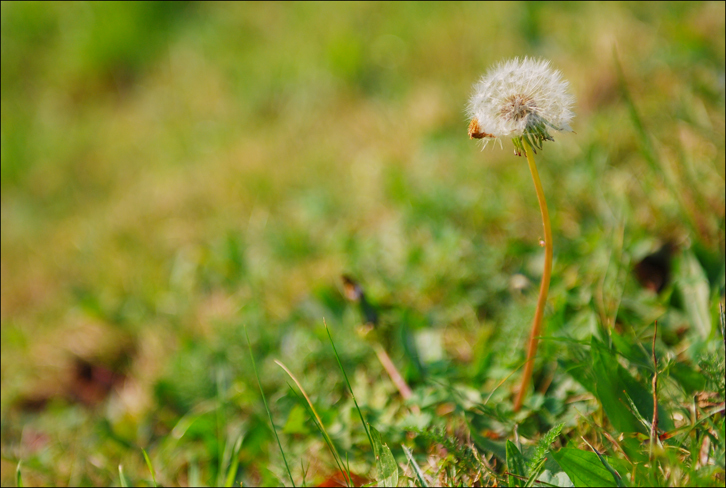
left=1, top=2, right=724, bottom=486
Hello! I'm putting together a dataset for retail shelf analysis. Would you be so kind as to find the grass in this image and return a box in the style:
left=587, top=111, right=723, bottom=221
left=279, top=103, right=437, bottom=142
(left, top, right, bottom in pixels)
left=1, top=2, right=725, bottom=486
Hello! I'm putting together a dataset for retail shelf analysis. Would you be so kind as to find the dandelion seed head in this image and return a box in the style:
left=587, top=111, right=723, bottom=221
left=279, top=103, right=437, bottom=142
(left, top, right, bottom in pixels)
left=467, top=57, right=574, bottom=151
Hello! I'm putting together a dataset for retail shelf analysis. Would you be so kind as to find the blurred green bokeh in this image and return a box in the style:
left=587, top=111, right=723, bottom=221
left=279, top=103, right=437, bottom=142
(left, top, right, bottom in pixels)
left=1, top=2, right=724, bottom=486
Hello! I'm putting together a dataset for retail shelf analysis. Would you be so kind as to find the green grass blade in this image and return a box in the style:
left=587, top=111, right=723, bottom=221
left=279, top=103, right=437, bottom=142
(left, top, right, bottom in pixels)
left=613, top=49, right=700, bottom=239
left=284, top=379, right=354, bottom=485
left=300, top=460, right=308, bottom=488
left=141, top=448, right=157, bottom=487
left=188, top=460, right=201, bottom=488
left=276, top=359, right=349, bottom=486
left=15, top=461, right=23, bottom=488
left=215, top=366, right=230, bottom=488
left=402, top=445, right=428, bottom=487
left=118, top=465, right=129, bottom=488
left=613, top=50, right=661, bottom=179
left=323, top=319, right=374, bottom=452
left=622, top=389, right=652, bottom=433
left=217, top=430, right=231, bottom=488
left=223, top=434, right=244, bottom=487
left=246, top=327, right=295, bottom=487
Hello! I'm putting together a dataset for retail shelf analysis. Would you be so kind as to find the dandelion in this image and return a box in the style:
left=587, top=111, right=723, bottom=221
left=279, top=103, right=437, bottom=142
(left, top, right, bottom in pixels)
left=467, top=57, right=574, bottom=156
left=467, top=58, right=575, bottom=411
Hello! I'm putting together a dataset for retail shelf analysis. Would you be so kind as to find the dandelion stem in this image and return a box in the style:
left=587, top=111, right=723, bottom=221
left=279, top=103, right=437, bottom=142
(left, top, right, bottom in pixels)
left=513, top=138, right=553, bottom=412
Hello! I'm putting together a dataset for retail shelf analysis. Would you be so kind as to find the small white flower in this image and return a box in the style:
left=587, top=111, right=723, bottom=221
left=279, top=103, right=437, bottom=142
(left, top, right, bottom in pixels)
left=467, top=57, right=574, bottom=154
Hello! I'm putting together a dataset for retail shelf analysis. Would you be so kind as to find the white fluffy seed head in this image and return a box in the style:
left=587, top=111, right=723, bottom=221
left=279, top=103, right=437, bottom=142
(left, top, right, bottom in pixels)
left=467, top=57, right=574, bottom=150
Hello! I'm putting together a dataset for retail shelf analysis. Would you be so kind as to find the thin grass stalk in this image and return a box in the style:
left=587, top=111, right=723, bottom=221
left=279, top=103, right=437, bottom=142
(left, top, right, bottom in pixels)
left=514, top=138, right=553, bottom=412
left=402, top=445, right=429, bottom=487
left=141, top=448, right=157, bottom=487
left=215, top=368, right=226, bottom=487
left=245, top=328, right=296, bottom=487
left=275, top=360, right=352, bottom=487
left=324, top=320, right=375, bottom=451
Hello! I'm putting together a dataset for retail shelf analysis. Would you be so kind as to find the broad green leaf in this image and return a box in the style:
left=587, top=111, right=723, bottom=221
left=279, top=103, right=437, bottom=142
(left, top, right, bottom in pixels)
left=507, top=440, right=527, bottom=487
left=537, top=470, right=574, bottom=487
left=469, top=428, right=507, bottom=462
left=283, top=404, right=311, bottom=435
left=590, top=338, right=643, bottom=433
left=609, top=332, right=649, bottom=368
left=590, top=337, right=673, bottom=434
left=669, top=362, right=706, bottom=394
left=559, top=343, right=597, bottom=397
left=550, top=448, right=618, bottom=487
left=580, top=439, right=624, bottom=487
left=371, top=426, right=398, bottom=487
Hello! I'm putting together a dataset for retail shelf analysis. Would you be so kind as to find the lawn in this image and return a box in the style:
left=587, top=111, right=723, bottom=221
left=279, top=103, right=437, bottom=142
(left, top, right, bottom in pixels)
left=1, top=2, right=724, bottom=486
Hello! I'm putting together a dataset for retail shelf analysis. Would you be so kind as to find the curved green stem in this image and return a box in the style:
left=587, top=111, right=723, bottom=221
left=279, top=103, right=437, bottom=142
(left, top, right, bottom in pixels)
left=513, top=138, right=553, bottom=412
